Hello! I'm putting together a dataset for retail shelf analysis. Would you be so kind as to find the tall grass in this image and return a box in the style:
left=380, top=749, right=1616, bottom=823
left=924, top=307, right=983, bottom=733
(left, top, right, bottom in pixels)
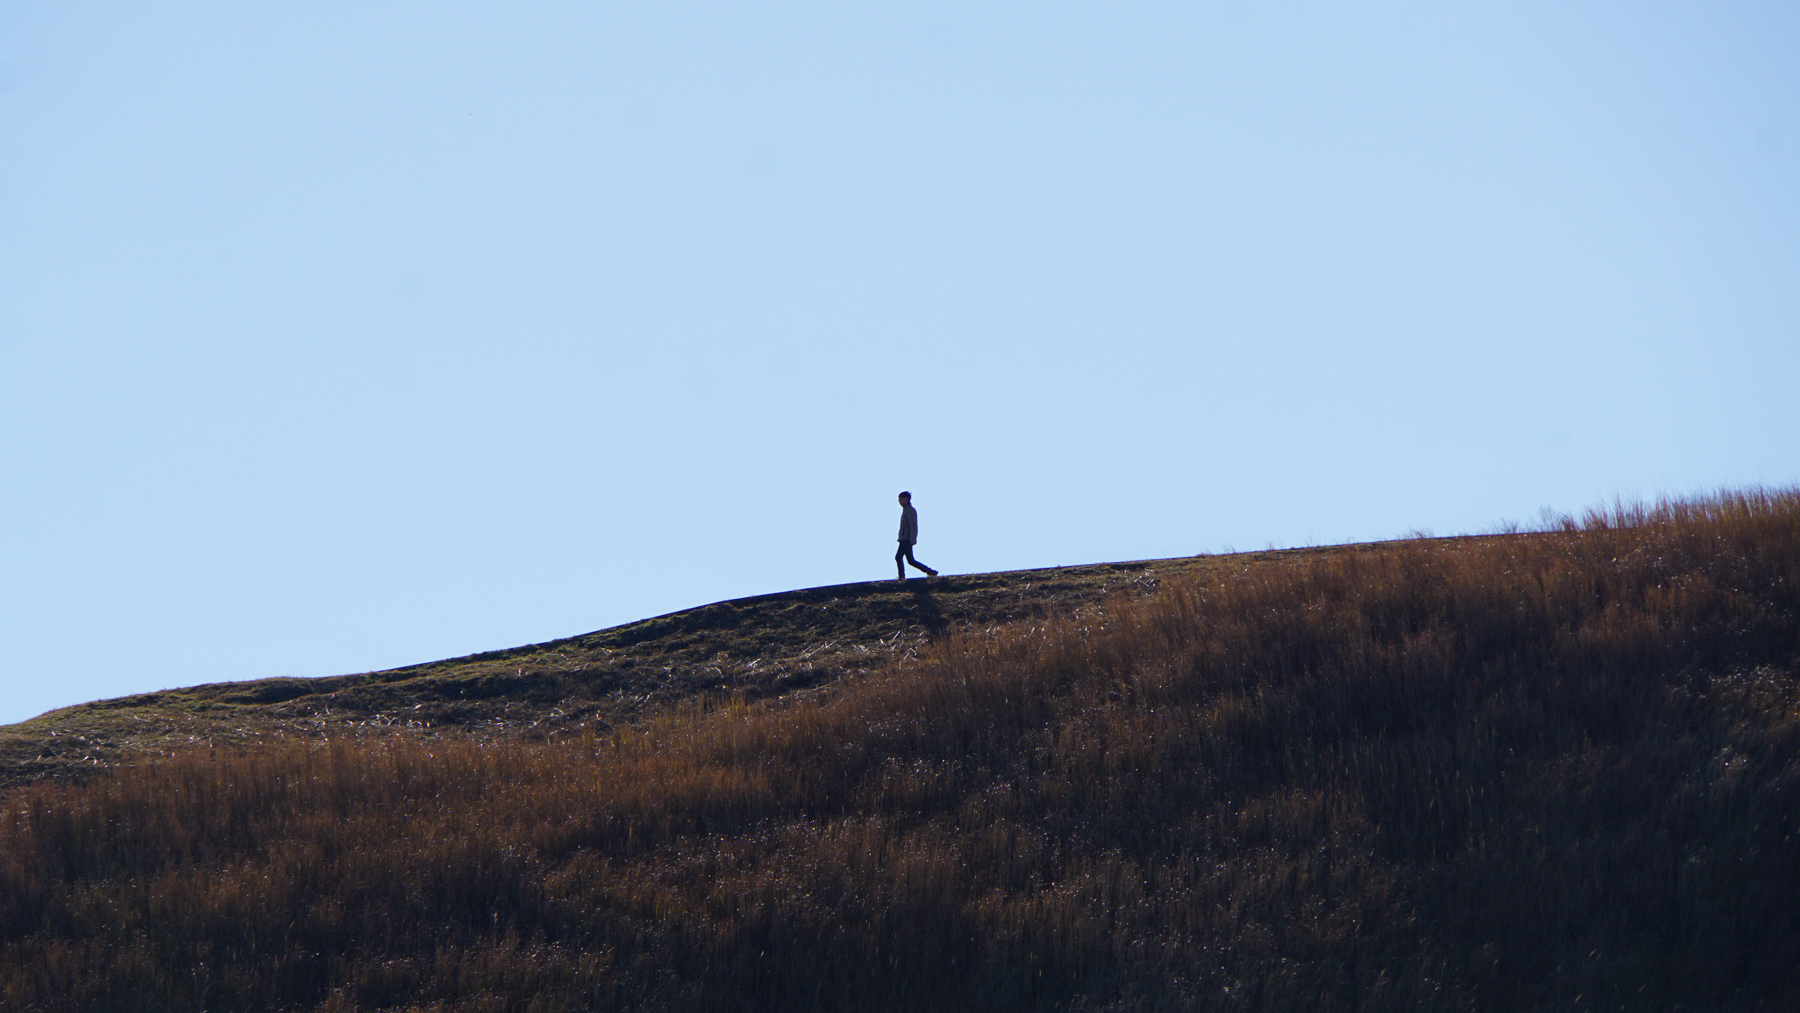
left=3, top=489, right=1797, bottom=1011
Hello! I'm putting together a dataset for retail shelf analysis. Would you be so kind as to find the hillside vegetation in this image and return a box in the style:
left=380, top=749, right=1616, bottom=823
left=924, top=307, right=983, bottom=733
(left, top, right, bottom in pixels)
left=3, top=490, right=1797, bottom=1011
left=1, top=557, right=1215, bottom=790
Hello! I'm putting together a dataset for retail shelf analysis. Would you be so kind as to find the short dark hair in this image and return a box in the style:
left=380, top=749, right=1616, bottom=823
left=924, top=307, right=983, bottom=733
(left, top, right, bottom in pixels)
left=898, top=490, right=911, bottom=499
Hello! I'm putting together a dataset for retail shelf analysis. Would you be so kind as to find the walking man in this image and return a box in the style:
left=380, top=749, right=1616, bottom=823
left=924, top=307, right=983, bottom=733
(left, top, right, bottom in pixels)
left=895, top=491, right=938, bottom=580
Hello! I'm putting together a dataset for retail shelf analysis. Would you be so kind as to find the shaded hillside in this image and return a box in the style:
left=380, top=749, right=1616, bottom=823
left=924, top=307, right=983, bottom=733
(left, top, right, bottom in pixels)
left=3, top=554, right=1260, bottom=789
left=3, top=491, right=1796, bottom=1012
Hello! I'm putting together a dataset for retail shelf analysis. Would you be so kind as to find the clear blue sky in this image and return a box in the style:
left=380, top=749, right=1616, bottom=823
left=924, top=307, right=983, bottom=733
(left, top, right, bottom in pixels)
left=3, top=3, right=1796, bottom=725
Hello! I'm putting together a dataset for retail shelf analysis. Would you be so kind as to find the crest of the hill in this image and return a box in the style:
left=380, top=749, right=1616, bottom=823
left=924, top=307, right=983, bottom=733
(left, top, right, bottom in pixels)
left=3, top=551, right=1368, bottom=788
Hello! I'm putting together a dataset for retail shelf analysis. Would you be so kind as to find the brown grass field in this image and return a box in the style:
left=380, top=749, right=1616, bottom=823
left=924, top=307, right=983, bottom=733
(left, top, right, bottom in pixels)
left=0, top=555, right=1221, bottom=791
left=2, top=489, right=1797, bottom=1011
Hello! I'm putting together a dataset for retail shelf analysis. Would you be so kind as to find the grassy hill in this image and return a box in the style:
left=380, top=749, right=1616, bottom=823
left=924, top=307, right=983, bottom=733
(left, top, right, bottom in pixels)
left=2, top=553, right=1247, bottom=790
left=2, top=490, right=1797, bottom=1011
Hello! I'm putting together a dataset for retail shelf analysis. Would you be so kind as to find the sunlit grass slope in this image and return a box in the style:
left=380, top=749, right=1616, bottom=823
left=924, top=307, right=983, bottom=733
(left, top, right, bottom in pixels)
left=0, top=557, right=1205, bottom=788
left=3, top=490, right=1797, bottom=1011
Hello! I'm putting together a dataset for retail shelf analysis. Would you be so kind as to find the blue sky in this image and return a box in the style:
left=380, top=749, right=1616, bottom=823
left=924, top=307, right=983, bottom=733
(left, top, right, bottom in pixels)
left=3, top=3, right=1796, bottom=725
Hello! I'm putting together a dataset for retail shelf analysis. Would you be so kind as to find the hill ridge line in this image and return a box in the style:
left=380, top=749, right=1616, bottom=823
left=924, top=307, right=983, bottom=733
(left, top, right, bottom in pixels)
left=0, top=537, right=1509, bottom=788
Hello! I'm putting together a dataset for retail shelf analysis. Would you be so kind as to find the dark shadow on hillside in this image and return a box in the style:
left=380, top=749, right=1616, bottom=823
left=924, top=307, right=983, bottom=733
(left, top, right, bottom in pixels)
left=907, top=580, right=948, bottom=638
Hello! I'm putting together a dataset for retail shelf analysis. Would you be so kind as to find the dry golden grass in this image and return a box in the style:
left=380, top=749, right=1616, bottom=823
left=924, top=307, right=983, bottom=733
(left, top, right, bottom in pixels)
left=0, top=555, right=1216, bottom=790
left=3, top=489, right=1797, bottom=1011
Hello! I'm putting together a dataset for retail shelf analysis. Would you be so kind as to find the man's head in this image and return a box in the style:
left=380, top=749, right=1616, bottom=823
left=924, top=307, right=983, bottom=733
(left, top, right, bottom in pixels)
left=898, top=491, right=912, bottom=505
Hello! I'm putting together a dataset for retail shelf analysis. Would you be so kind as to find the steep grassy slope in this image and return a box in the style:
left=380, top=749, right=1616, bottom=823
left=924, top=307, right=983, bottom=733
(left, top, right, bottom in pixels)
left=2, top=491, right=1796, bottom=1012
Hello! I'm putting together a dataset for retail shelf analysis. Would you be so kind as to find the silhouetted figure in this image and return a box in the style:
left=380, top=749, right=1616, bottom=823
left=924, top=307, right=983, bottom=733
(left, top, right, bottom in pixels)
left=895, top=491, right=938, bottom=580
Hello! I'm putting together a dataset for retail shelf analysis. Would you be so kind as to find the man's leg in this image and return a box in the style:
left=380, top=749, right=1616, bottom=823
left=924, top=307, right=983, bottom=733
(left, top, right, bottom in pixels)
left=899, top=542, right=937, bottom=577
left=895, top=543, right=908, bottom=580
